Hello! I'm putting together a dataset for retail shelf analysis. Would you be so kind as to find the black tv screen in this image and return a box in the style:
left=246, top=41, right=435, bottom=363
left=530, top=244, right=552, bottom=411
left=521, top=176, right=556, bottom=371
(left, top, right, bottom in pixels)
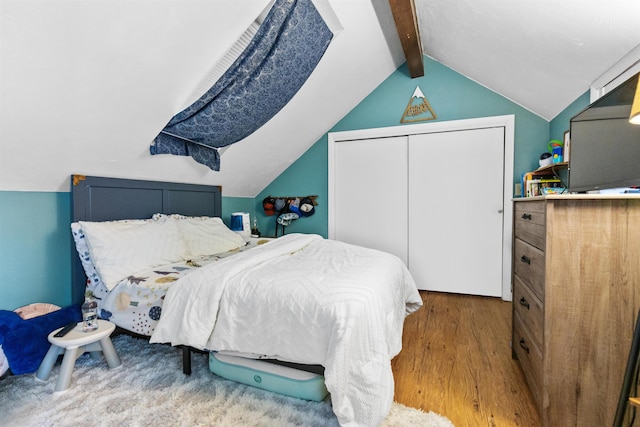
left=569, top=72, right=640, bottom=192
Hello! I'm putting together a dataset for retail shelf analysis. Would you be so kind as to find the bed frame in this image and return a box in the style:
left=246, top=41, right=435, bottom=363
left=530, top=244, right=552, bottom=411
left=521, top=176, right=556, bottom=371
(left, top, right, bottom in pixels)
left=70, top=175, right=321, bottom=377
left=70, top=174, right=222, bottom=374
left=70, top=174, right=222, bottom=305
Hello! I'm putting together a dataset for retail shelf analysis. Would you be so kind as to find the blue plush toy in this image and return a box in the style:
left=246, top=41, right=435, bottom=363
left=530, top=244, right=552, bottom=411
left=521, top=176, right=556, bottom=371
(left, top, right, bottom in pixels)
left=0, top=305, right=81, bottom=375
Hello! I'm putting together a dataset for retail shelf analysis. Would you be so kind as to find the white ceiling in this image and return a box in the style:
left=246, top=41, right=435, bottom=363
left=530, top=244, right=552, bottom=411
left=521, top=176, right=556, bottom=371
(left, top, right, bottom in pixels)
left=220, top=0, right=640, bottom=196
left=2, top=0, right=639, bottom=196
left=204, top=0, right=404, bottom=197
left=415, top=0, right=640, bottom=120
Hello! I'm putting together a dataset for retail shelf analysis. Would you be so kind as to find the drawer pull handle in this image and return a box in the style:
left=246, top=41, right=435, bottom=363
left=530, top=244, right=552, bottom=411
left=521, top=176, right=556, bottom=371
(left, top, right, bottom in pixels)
left=519, top=338, right=530, bottom=353
left=519, top=297, right=530, bottom=309
left=521, top=213, right=532, bottom=220
left=520, top=255, right=531, bottom=265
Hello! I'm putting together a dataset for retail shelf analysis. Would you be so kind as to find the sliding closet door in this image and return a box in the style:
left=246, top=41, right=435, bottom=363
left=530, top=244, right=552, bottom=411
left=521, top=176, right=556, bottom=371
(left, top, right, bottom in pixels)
left=408, top=128, right=504, bottom=295
left=332, top=136, right=408, bottom=264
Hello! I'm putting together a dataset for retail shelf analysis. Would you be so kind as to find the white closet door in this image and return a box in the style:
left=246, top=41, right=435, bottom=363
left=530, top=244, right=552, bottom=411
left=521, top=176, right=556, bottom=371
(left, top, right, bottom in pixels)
left=332, top=136, right=408, bottom=264
left=408, top=127, right=504, bottom=295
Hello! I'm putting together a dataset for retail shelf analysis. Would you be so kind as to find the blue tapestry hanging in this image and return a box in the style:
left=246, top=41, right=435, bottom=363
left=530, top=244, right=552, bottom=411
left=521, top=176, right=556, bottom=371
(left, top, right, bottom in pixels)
left=150, top=0, right=333, bottom=171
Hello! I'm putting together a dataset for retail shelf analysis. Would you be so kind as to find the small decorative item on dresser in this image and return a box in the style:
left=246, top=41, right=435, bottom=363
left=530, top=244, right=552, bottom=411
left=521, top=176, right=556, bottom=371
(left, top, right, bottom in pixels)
left=539, top=152, right=552, bottom=168
left=81, top=291, right=98, bottom=332
left=563, top=130, right=571, bottom=162
left=548, top=139, right=563, bottom=164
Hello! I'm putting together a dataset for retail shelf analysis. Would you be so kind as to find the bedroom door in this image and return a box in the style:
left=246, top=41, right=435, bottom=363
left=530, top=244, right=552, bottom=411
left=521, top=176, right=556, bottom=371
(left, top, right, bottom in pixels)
left=408, top=128, right=504, bottom=296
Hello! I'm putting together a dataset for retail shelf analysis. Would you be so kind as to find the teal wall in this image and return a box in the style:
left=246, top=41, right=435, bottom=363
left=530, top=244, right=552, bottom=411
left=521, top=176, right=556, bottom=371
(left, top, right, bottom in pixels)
left=220, top=196, right=255, bottom=227
left=256, top=56, right=555, bottom=237
left=0, top=192, right=73, bottom=309
left=0, top=56, right=591, bottom=310
left=550, top=91, right=590, bottom=141
left=253, top=136, right=330, bottom=237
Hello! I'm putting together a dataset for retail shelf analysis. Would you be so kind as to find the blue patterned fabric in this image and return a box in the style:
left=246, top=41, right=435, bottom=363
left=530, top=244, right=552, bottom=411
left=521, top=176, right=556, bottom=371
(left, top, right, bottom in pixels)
left=150, top=0, right=333, bottom=171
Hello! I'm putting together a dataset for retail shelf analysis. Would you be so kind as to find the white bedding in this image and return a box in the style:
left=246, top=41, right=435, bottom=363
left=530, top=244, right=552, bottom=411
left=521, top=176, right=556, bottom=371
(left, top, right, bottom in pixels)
left=150, top=233, right=422, bottom=427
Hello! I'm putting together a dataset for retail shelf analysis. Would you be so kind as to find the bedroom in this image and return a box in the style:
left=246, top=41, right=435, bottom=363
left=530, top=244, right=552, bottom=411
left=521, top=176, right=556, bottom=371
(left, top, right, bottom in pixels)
left=1, top=0, right=640, bottom=426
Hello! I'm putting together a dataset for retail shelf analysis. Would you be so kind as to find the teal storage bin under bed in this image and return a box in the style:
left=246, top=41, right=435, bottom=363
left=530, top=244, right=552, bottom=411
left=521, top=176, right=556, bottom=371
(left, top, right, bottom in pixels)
left=209, top=352, right=328, bottom=402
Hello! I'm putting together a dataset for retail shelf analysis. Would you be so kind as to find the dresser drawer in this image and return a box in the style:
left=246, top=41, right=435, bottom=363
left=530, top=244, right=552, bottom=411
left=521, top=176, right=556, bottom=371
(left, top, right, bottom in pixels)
left=514, top=201, right=546, bottom=250
left=513, top=238, right=545, bottom=300
left=513, top=276, right=543, bottom=350
left=513, top=313, right=543, bottom=411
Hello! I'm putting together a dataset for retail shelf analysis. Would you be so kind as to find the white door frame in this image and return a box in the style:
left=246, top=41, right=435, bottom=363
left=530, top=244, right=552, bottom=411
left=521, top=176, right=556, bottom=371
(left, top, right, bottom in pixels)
left=328, top=115, right=515, bottom=301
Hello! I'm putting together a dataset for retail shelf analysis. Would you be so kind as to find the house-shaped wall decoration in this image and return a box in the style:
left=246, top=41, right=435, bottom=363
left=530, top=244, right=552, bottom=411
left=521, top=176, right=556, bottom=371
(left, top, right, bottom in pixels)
left=400, top=86, right=437, bottom=123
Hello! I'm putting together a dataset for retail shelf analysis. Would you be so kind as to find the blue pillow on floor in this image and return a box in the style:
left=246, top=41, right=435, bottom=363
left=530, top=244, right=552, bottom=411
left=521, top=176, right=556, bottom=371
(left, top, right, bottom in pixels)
left=0, top=305, right=82, bottom=375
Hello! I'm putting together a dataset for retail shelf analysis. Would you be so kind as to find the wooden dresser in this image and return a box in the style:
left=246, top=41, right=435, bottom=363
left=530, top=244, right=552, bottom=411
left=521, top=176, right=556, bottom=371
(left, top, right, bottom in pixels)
left=512, top=195, right=640, bottom=426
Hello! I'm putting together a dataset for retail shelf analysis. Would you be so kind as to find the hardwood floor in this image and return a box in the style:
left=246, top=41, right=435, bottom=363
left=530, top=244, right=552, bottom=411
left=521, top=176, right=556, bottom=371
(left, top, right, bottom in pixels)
left=392, top=291, right=541, bottom=427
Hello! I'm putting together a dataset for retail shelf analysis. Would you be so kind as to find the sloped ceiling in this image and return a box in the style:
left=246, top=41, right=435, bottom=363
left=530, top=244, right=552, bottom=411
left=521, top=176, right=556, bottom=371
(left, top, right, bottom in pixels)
left=220, top=0, right=640, bottom=196
left=1, top=0, right=638, bottom=197
left=207, top=0, right=404, bottom=197
left=415, top=0, right=640, bottom=121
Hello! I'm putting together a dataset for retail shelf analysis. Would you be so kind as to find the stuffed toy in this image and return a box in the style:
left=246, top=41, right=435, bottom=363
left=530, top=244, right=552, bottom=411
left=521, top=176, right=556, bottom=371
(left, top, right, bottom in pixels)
left=0, top=305, right=81, bottom=375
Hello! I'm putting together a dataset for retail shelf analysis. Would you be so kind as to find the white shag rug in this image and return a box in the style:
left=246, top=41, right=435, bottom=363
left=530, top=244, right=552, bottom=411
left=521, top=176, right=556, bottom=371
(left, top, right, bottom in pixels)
left=0, top=334, right=454, bottom=427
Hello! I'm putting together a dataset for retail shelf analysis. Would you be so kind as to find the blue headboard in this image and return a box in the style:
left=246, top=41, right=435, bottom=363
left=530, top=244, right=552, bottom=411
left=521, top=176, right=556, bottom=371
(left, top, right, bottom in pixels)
left=70, top=175, right=222, bottom=305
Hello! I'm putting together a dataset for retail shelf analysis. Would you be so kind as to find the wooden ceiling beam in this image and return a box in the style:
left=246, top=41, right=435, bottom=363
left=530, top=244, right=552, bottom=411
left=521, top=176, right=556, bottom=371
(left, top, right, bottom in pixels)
left=388, top=0, right=424, bottom=78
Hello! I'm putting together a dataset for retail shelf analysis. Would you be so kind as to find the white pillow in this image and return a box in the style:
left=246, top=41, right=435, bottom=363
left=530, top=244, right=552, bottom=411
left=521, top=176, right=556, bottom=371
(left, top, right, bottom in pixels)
left=79, top=218, right=189, bottom=290
left=153, top=214, right=245, bottom=257
left=71, top=220, right=147, bottom=295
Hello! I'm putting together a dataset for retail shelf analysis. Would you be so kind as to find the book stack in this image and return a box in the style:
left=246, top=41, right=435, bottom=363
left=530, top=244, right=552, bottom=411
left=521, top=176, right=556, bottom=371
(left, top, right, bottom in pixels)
left=521, top=173, right=565, bottom=197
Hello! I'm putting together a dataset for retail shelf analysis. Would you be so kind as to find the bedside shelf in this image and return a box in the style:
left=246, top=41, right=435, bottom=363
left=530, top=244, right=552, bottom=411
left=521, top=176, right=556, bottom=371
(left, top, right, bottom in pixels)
left=532, top=162, right=568, bottom=176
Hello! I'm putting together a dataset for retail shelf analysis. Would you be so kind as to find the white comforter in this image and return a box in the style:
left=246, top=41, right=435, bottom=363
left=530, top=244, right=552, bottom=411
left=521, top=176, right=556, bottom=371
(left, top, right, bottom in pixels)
left=150, top=233, right=422, bottom=426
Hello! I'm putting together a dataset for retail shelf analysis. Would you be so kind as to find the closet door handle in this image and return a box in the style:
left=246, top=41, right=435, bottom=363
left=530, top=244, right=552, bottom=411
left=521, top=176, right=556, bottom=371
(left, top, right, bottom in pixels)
left=520, top=255, right=531, bottom=265
left=519, top=297, right=530, bottom=310
left=519, top=338, right=530, bottom=354
left=521, top=213, right=532, bottom=220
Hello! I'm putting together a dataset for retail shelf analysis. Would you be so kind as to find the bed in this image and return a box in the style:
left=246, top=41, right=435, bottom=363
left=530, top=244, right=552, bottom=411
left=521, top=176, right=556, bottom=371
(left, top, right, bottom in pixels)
left=70, top=175, right=423, bottom=427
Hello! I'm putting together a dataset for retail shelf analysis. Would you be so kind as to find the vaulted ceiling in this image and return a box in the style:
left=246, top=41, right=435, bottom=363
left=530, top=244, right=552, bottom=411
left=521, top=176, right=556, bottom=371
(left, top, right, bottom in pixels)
left=413, top=0, right=640, bottom=120
left=2, top=0, right=638, bottom=197
left=219, top=0, right=640, bottom=195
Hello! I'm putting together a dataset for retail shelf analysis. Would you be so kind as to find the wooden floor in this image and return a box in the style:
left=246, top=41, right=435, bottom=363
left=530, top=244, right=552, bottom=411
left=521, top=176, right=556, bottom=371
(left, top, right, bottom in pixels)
left=391, top=291, right=541, bottom=427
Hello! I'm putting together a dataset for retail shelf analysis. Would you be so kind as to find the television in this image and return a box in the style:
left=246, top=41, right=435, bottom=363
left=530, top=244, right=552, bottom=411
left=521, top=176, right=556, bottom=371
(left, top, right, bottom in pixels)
left=569, top=72, right=640, bottom=193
